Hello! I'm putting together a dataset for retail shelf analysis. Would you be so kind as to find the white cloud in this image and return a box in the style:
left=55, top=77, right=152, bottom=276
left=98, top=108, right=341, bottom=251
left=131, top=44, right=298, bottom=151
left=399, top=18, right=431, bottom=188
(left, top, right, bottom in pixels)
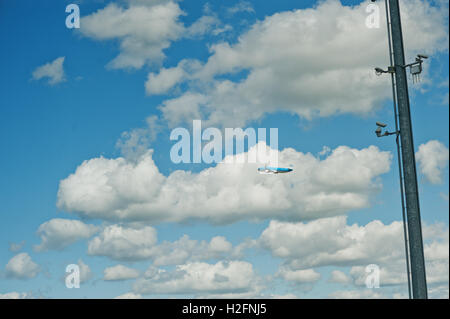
left=276, top=267, right=321, bottom=284
left=32, top=57, right=66, bottom=85
left=428, top=284, right=450, bottom=299
left=63, top=259, right=93, bottom=284
left=209, top=236, right=233, bottom=253
left=328, top=270, right=351, bottom=284
left=349, top=265, right=407, bottom=287
left=227, top=1, right=255, bottom=15
left=57, top=143, right=391, bottom=224
left=115, top=115, right=163, bottom=160
left=196, top=290, right=263, bottom=299
left=416, top=140, right=449, bottom=184
left=423, top=222, right=449, bottom=241
left=34, top=219, right=98, bottom=252
left=78, top=259, right=93, bottom=283
left=349, top=250, right=449, bottom=289
left=145, top=65, right=186, bottom=95
left=79, top=1, right=225, bottom=70
left=261, top=216, right=406, bottom=269
left=211, top=24, right=233, bottom=36
left=157, top=0, right=448, bottom=127
left=148, top=235, right=234, bottom=266
left=87, top=225, right=157, bottom=261
left=318, top=146, right=332, bottom=157
left=133, top=261, right=261, bottom=296
left=0, top=292, right=31, bottom=299
left=159, top=92, right=207, bottom=127
left=270, top=293, right=298, bottom=299
left=336, top=224, right=449, bottom=299
left=259, top=216, right=449, bottom=293
left=328, top=289, right=384, bottom=299
left=114, top=292, right=142, bottom=299
left=80, top=1, right=184, bottom=69
left=5, top=253, right=40, bottom=280
left=87, top=222, right=234, bottom=263
left=185, top=15, right=221, bottom=38
left=104, top=265, right=140, bottom=281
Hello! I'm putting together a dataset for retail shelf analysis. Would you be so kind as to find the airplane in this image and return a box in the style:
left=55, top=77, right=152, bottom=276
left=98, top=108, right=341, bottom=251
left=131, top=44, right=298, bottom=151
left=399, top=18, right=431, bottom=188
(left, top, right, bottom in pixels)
left=257, top=165, right=293, bottom=175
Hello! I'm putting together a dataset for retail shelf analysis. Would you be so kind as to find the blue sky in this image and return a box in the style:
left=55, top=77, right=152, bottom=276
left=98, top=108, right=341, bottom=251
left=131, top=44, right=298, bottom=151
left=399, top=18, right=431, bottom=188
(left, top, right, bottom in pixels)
left=0, top=0, right=448, bottom=299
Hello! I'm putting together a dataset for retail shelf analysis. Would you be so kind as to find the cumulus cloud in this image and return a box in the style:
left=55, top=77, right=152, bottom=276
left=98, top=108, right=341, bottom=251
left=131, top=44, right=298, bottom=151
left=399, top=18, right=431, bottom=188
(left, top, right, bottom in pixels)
left=34, top=219, right=98, bottom=252
left=328, top=270, right=351, bottom=284
left=80, top=1, right=184, bottom=69
left=87, top=225, right=157, bottom=261
left=133, top=261, right=261, bottom=296
left=78, top=259, right=93, bottom=283
left=328, top=289, right=384, bottom=299
left=87, top=223, right=235, bottom=263
left=276, top=267, right=321, bottom=284
left=0, top=292, right=31, bottom=299
left=156, top=0, right=448, bottom=127
left=349, top=256, right=450, bottom=292
left=260, top=216, right=405, bottom=269
left=259, top=216, right=449, bottom=296
left=57, top=143, right=391, bottom=224
left=147, top=235, right=234, bottom=266
left=114, top=292, right=142, bottom=299
left=185, top=15, right=222, bottom=38
left=260, top=216, right=448, bottom=270
left=145, top=64, right=187, bottom=95
left=349, top=265, right=406, bottom=287
left=104, top=265, right=140, bottom=281
left=63, top=259, right=93, bottom=284
left=5, top=253, right=40, bottom=280
left=115, top=115, right=163, bottom=160
left=32, top=57, right=66, bottom=85
left=416, top=140, right=449, bottom=184
left=79, top=1, right=227, bottom=70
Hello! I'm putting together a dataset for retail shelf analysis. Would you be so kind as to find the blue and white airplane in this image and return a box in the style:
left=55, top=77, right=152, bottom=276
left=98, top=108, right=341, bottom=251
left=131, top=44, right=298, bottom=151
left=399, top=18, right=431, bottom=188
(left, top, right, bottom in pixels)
left=257, top=165, right=293, bottom=175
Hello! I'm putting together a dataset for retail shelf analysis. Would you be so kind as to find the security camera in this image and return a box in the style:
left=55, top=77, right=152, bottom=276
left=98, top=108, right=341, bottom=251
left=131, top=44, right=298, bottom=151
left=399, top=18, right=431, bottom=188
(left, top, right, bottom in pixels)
left=375, top=67, right=385, bottom=74
left=376, top=122, right=387, bottom=128
left=417, top=54, right=428, bottom=59
left=375, top=127, right=382, bottom=137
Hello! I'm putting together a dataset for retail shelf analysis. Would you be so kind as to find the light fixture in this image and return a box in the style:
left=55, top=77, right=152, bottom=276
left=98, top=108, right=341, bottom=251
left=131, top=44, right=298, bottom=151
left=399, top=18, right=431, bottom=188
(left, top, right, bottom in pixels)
left=375, top=122, right=398, bottom=138
left=374, top=66, right=395, bottom=76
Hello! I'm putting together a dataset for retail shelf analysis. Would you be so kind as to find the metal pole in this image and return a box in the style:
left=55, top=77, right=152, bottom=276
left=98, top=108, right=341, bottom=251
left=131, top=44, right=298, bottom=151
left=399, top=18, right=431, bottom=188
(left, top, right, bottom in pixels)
left=383, top=0, right=412, bottom=299
left=388, top=0, right=427, bottom=299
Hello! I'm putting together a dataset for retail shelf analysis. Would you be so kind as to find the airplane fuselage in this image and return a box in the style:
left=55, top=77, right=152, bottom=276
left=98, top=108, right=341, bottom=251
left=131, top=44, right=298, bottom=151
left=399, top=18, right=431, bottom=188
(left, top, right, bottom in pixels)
left=257, top=167, right=293, bottom=174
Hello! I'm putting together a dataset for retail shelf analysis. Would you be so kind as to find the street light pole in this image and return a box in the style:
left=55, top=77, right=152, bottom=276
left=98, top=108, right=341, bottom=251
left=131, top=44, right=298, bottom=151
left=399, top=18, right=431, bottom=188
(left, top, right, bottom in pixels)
left=387, top=0, right=428, bottom=299
left=382, top=0, right=412, bottom=299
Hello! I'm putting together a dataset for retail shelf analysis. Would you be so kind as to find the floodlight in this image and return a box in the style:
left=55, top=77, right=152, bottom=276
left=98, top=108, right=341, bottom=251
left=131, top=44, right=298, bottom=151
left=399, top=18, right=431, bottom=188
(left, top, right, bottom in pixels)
left=375, top=127, right=382, bottom=137
left=375, top=67, right=385, bottom=76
